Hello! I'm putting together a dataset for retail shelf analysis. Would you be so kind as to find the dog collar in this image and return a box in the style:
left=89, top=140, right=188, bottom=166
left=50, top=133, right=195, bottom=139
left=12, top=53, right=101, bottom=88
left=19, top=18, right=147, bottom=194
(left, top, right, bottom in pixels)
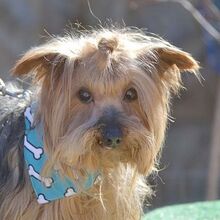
left=24, top=104, right=99, bottom=204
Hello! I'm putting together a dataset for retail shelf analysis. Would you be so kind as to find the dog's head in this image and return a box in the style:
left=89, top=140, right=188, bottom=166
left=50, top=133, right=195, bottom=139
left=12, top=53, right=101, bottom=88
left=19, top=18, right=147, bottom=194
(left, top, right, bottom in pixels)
left=13, top=28, right=199, bottom=178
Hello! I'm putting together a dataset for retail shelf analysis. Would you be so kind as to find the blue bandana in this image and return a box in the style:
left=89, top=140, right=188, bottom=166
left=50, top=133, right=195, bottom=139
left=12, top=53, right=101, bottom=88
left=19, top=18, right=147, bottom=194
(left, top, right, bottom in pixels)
left=24, top=104, right=99, bottom=204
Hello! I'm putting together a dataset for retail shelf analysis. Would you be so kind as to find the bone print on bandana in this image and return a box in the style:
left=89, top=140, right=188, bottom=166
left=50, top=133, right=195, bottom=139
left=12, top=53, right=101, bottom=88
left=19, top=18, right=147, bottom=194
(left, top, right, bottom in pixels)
left=24, top=104, right=99, bottom=204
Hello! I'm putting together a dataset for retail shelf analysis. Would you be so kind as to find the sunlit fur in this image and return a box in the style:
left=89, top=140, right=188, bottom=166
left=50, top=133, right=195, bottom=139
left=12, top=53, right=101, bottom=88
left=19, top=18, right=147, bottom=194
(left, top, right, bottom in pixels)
left=0, top=27, right=199, bottom=220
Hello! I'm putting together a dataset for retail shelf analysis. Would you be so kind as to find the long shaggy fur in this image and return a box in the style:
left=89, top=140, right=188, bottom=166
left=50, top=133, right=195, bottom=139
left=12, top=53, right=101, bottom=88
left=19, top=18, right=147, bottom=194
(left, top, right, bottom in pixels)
left=0, top=27, right=199, bottom=220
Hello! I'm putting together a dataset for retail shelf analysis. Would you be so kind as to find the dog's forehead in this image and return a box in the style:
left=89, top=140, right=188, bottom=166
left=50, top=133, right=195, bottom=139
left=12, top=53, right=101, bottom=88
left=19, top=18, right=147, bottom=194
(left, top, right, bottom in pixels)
left=74, top=58, right=141, bottom=95
left=73, top=72, right=121, bottom=97
left=71, top=38, right=146, bottom=94
left=57, top=30, right=168, bottom=96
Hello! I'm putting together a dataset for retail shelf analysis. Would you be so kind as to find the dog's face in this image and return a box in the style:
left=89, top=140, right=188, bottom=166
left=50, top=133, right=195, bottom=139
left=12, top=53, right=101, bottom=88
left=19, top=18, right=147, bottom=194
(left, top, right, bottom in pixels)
left=13, top=29, right=198, bottom=178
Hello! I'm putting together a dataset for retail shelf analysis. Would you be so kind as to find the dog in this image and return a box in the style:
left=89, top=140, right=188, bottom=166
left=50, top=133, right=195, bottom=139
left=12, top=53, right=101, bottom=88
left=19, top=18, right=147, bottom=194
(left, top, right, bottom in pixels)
left=0, top=27, right=199, bottom=220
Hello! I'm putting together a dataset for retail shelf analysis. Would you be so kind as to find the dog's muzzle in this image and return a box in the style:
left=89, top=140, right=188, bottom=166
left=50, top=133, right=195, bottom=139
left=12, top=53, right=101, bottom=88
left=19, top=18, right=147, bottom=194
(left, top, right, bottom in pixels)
left=97, top=107, right=123, bottom=149
left=102, top=124, right=122, bottom=149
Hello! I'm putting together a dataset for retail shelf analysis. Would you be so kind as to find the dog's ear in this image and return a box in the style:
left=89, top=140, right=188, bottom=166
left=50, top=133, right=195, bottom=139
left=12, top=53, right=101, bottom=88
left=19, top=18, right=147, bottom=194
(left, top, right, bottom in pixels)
left=153, top=46, right=199, bottom=71
left=12, top=43, right=69, bottom=80
left=138, top=45, right=199, bottom=90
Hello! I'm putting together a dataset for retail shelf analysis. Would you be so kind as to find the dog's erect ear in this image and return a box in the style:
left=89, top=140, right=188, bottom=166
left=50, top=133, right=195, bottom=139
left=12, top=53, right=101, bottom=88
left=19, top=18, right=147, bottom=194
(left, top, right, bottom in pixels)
left=12, top=43, right=69, bottom=80
left=153, top=46, right=199, bottom=72
left=138, top=45, right=199, bottom=84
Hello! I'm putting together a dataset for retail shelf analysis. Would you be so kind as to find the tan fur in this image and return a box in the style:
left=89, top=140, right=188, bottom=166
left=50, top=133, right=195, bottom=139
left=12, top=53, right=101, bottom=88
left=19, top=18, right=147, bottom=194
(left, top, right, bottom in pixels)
left=1, top=27, right=199, bottom=220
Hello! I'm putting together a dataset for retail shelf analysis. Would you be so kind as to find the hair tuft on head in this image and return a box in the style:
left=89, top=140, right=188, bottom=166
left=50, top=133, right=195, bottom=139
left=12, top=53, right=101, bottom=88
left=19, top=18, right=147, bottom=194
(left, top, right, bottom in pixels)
left=97, top=37, right=118, bottom=54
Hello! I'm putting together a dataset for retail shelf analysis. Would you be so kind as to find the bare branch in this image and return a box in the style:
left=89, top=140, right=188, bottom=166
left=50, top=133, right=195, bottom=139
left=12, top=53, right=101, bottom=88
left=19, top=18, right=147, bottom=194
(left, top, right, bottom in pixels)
left=154, top=0, right=220, bottom=43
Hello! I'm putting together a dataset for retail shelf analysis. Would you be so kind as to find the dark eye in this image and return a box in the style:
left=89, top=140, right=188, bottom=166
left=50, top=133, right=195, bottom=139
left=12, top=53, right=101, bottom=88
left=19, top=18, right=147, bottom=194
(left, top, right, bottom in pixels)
left=124, top=88, right=138, bottom=102
left=78, top=89, right=93, bottom=103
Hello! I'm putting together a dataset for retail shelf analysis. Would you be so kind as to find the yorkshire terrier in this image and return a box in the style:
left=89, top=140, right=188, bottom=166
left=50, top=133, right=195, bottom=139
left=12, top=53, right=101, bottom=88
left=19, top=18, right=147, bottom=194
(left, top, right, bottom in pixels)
left=0, top=27, right=199, bottom=220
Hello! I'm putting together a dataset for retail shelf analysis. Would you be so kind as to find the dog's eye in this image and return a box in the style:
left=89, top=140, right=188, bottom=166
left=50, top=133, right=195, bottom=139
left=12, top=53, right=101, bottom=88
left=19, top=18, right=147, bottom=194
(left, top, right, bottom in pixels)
left=124, top=88, right=138, bottom=102
left=78, top=89, right=93, bottom=103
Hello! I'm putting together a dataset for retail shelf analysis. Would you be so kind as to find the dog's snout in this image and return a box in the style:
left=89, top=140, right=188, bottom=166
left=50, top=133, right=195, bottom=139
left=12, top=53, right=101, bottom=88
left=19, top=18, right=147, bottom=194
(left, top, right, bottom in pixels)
left=102, top=126, right=123, bottom=148
left=97, top=107, right=123, bottom=149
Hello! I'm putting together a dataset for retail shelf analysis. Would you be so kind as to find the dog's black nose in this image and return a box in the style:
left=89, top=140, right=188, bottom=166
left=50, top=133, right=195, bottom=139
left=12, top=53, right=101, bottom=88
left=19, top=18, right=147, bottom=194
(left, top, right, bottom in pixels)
left=97, top=107, right=123, bottom=148
left=102, top=127, right=123, bottom=148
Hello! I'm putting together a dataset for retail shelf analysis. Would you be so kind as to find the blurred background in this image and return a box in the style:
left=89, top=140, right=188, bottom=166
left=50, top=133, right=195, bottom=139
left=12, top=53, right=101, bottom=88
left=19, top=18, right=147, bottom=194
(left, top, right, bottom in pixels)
left=1, top=0, right=220, bottom=210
